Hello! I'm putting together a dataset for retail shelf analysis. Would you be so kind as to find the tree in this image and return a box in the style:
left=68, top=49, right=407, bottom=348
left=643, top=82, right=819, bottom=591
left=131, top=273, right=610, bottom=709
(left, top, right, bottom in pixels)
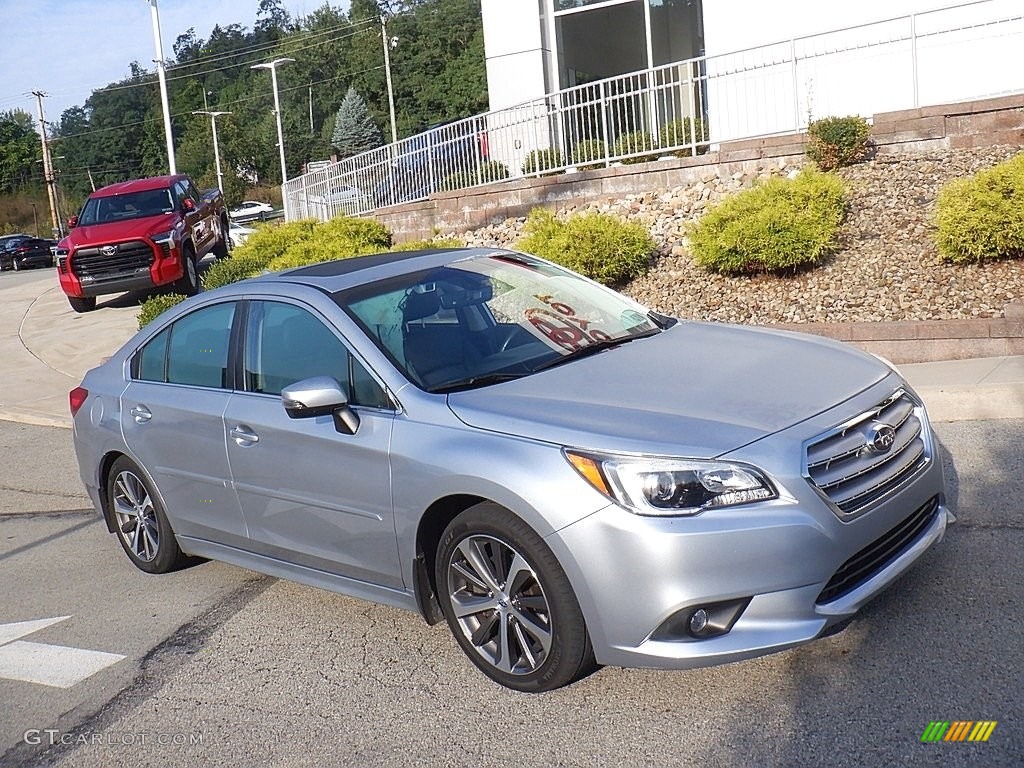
left=331, top=88, right=383, bottom=159
left=0, top=110, right=41, bottom=194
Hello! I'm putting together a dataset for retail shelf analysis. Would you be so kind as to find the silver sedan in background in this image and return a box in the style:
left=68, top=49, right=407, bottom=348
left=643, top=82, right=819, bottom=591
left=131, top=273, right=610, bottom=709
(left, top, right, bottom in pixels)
left=70, top=248, right=948, bottom=692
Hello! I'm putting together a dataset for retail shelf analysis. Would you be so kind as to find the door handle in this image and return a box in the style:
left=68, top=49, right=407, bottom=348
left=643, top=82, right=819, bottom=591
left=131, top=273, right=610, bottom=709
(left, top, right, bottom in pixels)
left=130, top=405, right=152, bottom=424
left=230, top=425, right=260, bottom=446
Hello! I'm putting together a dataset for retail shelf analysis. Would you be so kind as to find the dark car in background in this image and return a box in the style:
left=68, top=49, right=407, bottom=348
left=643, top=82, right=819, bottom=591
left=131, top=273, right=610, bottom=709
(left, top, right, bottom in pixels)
left=1, top=236, right=55, bottom=271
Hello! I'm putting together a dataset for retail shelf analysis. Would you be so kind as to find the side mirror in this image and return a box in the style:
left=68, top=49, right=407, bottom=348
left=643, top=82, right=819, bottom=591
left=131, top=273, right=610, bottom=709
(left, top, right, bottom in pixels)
left=182, top=198, right=196, bottom=212
left=280, top=375, right=360, bottom=435
left=67, top=216, right=78, bottom=229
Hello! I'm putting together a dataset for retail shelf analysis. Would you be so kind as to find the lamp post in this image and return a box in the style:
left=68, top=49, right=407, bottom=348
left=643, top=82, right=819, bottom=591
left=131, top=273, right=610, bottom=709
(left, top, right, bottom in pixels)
left=192, top=110, right=231, bottom=193
left=380, top=16, right=398, bottom=145
left=251, top=57, right=294, bottom=219
left=144, top=0, right=176, bottom=174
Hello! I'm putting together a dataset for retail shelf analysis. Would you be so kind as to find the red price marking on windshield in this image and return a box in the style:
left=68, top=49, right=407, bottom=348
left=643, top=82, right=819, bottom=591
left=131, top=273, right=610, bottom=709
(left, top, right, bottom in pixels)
left=528, top=295, right=608, bottom=351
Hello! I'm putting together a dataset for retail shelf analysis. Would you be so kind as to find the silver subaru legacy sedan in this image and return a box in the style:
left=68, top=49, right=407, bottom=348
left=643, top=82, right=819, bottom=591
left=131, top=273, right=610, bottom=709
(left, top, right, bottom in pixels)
left=70, top=247, right=949, bottom=692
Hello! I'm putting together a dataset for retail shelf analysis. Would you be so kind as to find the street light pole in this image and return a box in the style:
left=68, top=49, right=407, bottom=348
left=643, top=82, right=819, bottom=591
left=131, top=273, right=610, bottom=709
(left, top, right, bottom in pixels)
left=251, top=57, right=294, bottom=219
left=381, top=16, right=398, bottom=145
left=144, top=0, right=176, bottom=174
left=192, top=111, right=231, bottom=193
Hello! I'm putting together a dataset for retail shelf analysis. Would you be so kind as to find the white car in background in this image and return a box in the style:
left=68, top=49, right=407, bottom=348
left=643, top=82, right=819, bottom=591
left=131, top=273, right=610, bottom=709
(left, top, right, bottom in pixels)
left=229, top=201, right=274, bottom=220
left=228, top=222, right=256, bottom=248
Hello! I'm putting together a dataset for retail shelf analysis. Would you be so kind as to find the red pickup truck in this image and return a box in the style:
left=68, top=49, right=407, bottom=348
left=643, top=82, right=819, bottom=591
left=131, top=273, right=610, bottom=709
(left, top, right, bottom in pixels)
left=56, top=174, right=231, bottom=312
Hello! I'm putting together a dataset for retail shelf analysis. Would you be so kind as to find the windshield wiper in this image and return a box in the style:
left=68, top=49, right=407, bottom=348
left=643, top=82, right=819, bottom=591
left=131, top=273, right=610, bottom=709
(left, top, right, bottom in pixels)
left=530, top=329, right=661, bottom=374
left=429, top=372, right=525, bottom=394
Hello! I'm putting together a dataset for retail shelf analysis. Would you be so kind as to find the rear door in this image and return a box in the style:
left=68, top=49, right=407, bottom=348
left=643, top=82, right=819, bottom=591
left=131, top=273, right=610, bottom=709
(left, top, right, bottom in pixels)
left=222, top=299, right=401, bottom=586
left=121, top=301, right=248, bottom=547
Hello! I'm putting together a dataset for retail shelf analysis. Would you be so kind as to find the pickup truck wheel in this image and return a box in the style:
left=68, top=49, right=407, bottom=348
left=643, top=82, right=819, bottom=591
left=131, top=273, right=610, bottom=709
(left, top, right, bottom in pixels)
left=174, top=247, right=199, bottom=296
left=68, top=296, right=96, bottom=313
left=212, top=216, right=231, bottom=260
left=12, top=258, right=20, bottom=271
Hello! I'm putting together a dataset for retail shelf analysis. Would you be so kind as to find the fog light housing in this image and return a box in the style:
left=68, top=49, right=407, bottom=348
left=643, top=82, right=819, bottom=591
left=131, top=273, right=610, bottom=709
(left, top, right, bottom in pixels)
left=651, top=597, right=752, bottom=642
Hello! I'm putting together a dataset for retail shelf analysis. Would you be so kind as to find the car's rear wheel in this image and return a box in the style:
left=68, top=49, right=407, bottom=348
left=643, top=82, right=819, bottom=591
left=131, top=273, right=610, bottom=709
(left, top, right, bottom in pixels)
left=68, top=296, right=96, bottom=313
left=174, top=246, right=199, bottom=295
left=435, top=502, right=596, bottom=692
left=212, top=216, right=231, bottom=260
left=11, top=258, right=20, bottom=271
left=106, top=456, right=183, bottom=574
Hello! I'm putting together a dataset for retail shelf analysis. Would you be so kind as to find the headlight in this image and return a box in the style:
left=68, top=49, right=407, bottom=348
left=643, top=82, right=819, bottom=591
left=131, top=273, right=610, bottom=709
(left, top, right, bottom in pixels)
left=151, top=231, right=177, bottom=255
left=565, top=450, right=776, bottom=516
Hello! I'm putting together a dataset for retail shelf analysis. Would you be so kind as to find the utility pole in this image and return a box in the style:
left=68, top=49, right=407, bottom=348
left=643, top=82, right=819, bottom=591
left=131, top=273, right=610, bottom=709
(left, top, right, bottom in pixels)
left=31, top=91, right=62, bottom=238
left=381, top=15, right=398, bottom=145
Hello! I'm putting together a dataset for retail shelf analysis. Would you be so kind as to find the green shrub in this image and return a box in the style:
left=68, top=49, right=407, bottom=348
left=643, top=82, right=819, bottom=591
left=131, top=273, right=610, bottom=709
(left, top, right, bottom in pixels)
left=522, top=148, right=565, bottom=176
left=934, top=153, right=1024, bottom=263
left=516, top=208, right=654, bottom=285
left=613, top=130, right=657, bottom=165
left=571, top=139, right=607, bottom=171
left=688, top=167, right=846, bottom=274
left=391, top=237, right=463, bottom=251
left=137, top=293, right=187, bottom=329
left=659, top=117, right=709, bottom=157
left=202, top=251, right=269, bottom=291
left=806, top=115, right=872, bottom=171
left=443, top=160, right=510, bottom=190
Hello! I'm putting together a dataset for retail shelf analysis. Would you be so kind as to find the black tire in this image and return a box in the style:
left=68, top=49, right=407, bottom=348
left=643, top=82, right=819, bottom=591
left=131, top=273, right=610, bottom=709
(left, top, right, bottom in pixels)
left=212, top=216, right=231, bottom=260
left=105, top=456, right=184, bottom=574
left=68, top=295, right=96, bottom=313
left=435, top=502, right=596, bottom=692
left=174, top=246, right=199, bottom=295
left=12, top=258, right=20, bottom=271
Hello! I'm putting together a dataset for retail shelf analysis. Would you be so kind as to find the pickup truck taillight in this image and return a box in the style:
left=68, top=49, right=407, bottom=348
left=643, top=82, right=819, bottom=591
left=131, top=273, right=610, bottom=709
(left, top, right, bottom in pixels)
left=69, top=387, right=88, bottom=417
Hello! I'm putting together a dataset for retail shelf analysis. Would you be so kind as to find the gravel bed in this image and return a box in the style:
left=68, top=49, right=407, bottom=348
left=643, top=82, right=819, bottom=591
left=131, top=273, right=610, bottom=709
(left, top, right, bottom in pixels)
left=452, top=145, right=1024, bottom=324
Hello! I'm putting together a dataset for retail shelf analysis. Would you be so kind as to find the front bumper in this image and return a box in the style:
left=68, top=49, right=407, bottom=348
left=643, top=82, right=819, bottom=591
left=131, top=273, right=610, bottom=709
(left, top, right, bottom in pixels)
left=547, top=381, right=948, bottom=670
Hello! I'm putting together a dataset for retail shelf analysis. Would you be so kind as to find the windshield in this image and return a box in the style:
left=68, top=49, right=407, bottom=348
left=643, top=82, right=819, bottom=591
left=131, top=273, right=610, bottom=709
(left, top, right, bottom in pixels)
left=78, top=189, right=175, bottom=226
left=342, top=251, right=661, bottom=392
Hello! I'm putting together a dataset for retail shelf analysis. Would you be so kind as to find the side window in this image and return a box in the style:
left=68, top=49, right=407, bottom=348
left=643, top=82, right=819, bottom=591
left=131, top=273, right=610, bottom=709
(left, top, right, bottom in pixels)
left=137, top=327, right=170, bottom=382
left=245, top=301, right=389, bottom=408
left=166, top=303, right=236, bottom=388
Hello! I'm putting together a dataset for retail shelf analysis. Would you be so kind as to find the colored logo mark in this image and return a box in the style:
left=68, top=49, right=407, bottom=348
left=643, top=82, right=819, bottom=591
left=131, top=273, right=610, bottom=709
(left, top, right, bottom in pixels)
left=921, top=721, right=997, bottom=742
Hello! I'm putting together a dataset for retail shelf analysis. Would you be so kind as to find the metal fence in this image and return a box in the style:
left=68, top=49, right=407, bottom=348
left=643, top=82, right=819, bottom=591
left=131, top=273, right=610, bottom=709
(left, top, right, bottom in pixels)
left=283, top=0, right=1024, bottom=222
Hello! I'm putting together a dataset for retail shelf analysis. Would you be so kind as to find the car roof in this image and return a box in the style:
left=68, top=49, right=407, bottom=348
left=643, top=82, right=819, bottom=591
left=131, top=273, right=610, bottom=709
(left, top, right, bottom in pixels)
left=237, top=247, right=511, bottom=295
left=90, top=175, right=184, bottom=198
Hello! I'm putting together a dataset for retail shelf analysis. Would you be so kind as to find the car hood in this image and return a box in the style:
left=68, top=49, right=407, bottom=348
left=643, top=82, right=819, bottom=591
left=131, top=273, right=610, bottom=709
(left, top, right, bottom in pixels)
left=447, top=322, right=889, bottom=457
left=67, top=215, right=176, bottom=246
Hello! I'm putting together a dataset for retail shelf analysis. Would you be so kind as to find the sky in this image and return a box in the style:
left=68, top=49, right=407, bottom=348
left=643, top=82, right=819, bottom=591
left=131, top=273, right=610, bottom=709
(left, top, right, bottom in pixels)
left=0, top=0, right=323, bottom=126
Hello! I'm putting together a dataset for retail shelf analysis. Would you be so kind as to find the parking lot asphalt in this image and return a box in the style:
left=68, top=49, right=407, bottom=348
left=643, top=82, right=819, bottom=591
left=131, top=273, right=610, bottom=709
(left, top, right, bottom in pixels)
left=2, top=270, right=1024, bottom=428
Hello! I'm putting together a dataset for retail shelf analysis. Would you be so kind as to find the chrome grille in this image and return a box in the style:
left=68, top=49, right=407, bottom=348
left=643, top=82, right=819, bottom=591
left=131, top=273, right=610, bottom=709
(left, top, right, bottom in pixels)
left=72, top=240, right=154, bottom=279
left=817, top=495, right=939, bottom=604
left=806, top=390, right=928, bottom=515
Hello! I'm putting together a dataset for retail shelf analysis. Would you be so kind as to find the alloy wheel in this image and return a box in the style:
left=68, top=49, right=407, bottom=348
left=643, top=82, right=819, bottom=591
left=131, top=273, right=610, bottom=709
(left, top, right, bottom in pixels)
left=446, top=534, right=552, bottom=675
left=112, top=469, right=160, bottom=563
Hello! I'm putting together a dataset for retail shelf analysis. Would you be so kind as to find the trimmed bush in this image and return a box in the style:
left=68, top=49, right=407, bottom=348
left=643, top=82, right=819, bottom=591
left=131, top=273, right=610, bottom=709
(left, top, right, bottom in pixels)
left=516, top=208, right=655, bottom=285
left=659, top=117, right=709, bottom=157
left=522, top=148, right=565, bottom=176
left=688, top=167, right=846, bottom=274
left=202, top=251, right=274, bottom=290
left=806, top=115, right=872, bottom=171
left=391, top=237, right=464, bottom=251
left=613, top=130, right=657, bottom=165
left=571, top=139, right=607, bottom=171
left=138, top=293, right=187, bottom=329
left=443, top=160, right=510, bottom=191
left=934, top=153, right=1024, bottom=263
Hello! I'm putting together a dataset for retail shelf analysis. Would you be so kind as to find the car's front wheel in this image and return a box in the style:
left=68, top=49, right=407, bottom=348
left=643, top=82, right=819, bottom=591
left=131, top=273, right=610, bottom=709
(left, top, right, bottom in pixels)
left=174, top=246, right=199, bottom=295
left=67, top=296, right=96, bottom=313
left=435, top=503, right=596, bottom=692
left=106, top=456, right=184, bottom=574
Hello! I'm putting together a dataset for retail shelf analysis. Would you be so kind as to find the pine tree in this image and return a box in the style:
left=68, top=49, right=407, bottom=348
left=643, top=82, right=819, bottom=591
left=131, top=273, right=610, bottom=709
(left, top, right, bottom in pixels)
left=331, top=87, right=384, bottom=159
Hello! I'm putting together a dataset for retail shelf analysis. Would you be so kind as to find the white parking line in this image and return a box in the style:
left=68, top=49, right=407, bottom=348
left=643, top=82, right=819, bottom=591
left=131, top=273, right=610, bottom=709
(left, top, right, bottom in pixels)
left=0, top=616, right=125, bottom=688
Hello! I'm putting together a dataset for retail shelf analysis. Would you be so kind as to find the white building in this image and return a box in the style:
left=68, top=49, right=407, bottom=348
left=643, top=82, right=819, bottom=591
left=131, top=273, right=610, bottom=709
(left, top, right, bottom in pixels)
left=481, top=0, right=1022, bottom=159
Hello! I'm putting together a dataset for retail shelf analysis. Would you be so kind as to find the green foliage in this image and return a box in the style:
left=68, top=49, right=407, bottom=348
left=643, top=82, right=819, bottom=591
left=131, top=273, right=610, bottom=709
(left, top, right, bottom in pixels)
left=331, top=87, right=384, bottom=159
left=806, top=115, right=872, bottom=171
left=688, top=167, right=846, bottom=274
left=515, top=208, right=655, bottom=285
left=201, top=251, right=272, bottom=291
left=522, top=148, right=565, bottom=176
left=443, top=160, right=510, bottom=190
left=391, top=237, right=464, bottom=251
left=613, top=130, right=657, bottom=165
left=571, top=140, right=607, bottom=171
left=137, top=293, right=188, bottom=329
left=659, top=117, right=709, bottom=157
left=0, top=110, right=41, bottom=194
left=934, top=153, right=1024, bottom=263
